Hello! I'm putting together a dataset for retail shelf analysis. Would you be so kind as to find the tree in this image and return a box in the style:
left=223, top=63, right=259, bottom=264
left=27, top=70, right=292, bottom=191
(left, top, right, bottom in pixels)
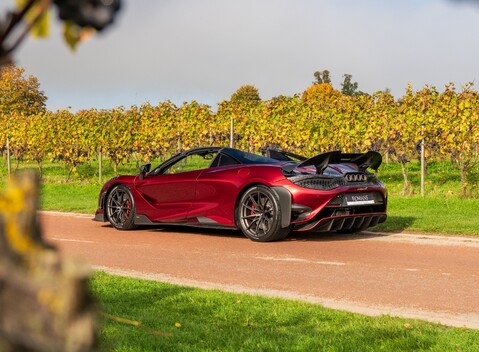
left=230, top=85, right=261, bottom=104
left=341, top=73, right=359, bottom=96
left=0, top=64, right=46, bottom=115
left=313, top=70, right=331, bottom=84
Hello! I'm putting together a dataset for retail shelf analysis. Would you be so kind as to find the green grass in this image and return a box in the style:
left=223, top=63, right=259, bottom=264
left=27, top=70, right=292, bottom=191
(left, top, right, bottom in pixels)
left=377, top=159, right=479, bottom=197
left=375, top=196, right=479, bottom=235
left=1, top=157, right=478, bottom=235
left=373, top=160, right=479, bottom=235
left=41, top=182, right=100, bottom=213
left=92, top=272, right=479, bottom=351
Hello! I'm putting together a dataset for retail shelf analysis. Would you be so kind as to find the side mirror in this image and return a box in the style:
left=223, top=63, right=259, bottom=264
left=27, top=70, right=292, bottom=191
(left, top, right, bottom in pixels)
left=139, top=163, right=151, bottom=180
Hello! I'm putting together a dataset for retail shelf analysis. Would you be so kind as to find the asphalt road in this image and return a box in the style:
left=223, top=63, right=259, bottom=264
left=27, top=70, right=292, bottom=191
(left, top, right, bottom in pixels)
left=40, top=211, right=479, bottom=329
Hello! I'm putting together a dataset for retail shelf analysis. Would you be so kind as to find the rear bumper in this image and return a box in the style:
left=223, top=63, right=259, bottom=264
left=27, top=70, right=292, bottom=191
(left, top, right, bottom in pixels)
left=294, top=213, right=387, bottom=232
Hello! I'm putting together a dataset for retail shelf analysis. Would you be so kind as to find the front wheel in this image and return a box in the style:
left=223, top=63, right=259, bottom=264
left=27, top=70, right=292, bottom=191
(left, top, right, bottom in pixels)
left=236, top=185, right=290, bottom=242
left=106, top=185, right=136, bottom=230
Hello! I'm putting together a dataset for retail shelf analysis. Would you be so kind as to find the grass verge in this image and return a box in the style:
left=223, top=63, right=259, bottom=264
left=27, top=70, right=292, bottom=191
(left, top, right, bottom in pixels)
left=92, top=272, right=479, bottom=351
left=375, top=196, right=479, bottom=235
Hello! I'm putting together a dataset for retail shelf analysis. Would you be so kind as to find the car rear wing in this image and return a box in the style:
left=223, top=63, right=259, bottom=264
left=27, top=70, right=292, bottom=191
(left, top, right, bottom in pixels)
left=298, top=151, right=382, bottom=173
left=281, top=150, right=382, bottom=174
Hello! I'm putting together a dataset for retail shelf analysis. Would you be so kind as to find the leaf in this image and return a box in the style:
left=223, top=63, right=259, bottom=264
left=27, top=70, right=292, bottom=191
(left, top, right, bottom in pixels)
left=102, top=312, right=173, bottom=337
left=62, top=21, right=95, bottom=51
left=30, top=7, right=50, bottom=38
left=15, top=0, right=51, bottom=38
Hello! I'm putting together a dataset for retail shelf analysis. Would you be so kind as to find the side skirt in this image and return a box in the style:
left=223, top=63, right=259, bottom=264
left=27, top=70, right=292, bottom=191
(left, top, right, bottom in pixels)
left=134, top=214, right=237, bottom=230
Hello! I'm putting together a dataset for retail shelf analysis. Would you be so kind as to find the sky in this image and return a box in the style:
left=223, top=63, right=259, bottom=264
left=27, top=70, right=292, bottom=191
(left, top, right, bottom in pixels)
left=4, top=0, right=479, bottom=111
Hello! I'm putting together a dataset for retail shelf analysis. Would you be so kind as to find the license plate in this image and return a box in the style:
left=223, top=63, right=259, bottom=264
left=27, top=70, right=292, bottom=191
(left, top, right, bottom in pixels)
left=345, top=193, right=375, bottom=206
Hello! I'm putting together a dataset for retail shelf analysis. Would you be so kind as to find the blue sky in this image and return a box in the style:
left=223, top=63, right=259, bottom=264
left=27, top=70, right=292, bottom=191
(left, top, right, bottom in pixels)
left=4, top=0, right=479, bottom=111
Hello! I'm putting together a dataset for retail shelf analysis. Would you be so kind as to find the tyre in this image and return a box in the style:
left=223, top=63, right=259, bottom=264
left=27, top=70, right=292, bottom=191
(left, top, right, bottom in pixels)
left=236, top=185, right=290, bottom=242
left=105, top=185, right=136, bottom=230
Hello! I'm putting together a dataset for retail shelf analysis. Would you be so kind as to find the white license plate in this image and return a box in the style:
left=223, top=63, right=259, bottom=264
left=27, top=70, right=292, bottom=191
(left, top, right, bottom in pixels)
left=345, top=193, right=375, bottom=206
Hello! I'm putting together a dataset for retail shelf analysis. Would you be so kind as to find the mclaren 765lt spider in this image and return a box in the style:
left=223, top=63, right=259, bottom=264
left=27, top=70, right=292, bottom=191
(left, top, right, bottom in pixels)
left=93, top=147, right=387, bottom=242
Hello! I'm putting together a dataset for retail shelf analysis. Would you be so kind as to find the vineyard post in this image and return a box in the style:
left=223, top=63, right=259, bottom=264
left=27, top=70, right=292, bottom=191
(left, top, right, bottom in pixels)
left=6, top=137, right=11, bottom=176
left=98, top=146, right=102, bottom=183
left=177, top=133, right=182, bottom=153
left=230, top=116, right=234, bottom=148
left=420, top=125, right=425, bottom=197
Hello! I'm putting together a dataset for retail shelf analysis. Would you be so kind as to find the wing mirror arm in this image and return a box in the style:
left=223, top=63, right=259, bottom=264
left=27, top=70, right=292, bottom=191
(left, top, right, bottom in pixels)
left=139, top=163, right=151, bottom=180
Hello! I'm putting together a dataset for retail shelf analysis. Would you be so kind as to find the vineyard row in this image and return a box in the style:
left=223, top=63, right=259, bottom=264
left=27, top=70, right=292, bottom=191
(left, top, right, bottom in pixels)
left=1, top=84, right=478, bottom=194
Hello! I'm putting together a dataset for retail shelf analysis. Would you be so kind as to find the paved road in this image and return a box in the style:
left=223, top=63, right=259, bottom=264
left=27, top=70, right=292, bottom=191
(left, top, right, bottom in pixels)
left=40, top=212, right=479, bottom=329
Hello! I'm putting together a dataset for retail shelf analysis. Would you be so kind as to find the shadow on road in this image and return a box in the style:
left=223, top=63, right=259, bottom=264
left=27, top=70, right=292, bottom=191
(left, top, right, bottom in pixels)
left=286, top=231, right=385, bottom=242
left=102, top=216, right=415, bottom=243
left=141, top=226, right=388, bottom=243
left=149, top=225, right=244, bottom=239
left=286, top=215, right=416, bottom=242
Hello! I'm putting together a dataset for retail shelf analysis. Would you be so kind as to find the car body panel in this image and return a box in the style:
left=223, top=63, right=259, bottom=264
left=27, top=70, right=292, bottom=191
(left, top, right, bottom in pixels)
left=135, top=169, right=203, bottom=222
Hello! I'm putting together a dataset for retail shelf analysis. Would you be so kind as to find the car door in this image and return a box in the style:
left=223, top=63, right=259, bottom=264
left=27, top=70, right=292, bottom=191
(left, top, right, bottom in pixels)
left=134, top=153, right=214, bottom=223
left=135, top=170, right=203, bottom=223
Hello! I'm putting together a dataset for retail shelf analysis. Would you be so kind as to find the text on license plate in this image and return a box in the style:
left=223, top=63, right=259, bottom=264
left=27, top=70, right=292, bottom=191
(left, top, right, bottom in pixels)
left=345, top=193, right=375, bottom=206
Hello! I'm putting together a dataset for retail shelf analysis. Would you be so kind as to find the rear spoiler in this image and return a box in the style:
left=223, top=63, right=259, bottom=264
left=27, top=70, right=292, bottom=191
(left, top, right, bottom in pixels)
left=282, top=150, right=382, bottom=174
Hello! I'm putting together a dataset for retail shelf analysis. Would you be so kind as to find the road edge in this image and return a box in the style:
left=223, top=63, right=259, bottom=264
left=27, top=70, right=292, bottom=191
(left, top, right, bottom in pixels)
left=93, top=265, right=479, bottom=330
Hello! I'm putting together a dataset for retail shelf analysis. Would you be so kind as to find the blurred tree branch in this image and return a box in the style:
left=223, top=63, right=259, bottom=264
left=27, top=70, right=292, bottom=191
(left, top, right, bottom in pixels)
left=0, top=0, right=121, bottom=67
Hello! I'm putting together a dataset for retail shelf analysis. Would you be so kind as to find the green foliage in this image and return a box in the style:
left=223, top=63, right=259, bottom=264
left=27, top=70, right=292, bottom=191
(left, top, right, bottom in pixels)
left=1, top=77, right=478, bottom=195
left=313, top=70, right=331, bottom=84
left=49, top=109, right=90, bottom=180
left=341, top=73, right=359, bottom=96
left=229, top=85, right=261, bottom=105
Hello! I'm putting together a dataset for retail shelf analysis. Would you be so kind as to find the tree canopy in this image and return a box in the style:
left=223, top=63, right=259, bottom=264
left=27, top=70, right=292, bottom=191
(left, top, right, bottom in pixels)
left=301, top=83, right=341, bottom=103
left=0, top=64, right=46, bottom=115
left=341, top=74, right=360, bottom=96
left=230, top=85, right=261, bottom=104
left=313, top=70, right=331, bottom=85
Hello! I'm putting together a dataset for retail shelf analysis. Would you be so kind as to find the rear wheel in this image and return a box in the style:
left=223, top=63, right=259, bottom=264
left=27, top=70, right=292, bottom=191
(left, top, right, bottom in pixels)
left=236, top=185, right=290, bottom=242
left=106, top=185, right=136, bottom=230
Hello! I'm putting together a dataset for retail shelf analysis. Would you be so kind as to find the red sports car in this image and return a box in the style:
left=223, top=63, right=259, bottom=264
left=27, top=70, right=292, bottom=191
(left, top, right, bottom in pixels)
left=93, top=147, right=387, bottom=241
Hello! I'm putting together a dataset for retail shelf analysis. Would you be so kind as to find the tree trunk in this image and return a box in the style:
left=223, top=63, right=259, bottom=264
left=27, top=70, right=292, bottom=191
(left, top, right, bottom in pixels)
left=0, top=173, right=98, bottom=351
left=460, top=161, right=469, bottom=197
left=37, top=159, right=43, bottom=179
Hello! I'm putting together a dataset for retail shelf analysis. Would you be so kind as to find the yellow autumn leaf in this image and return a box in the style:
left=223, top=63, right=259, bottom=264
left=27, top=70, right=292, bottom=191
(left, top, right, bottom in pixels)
left=16, top=0, right=51, bottom=38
